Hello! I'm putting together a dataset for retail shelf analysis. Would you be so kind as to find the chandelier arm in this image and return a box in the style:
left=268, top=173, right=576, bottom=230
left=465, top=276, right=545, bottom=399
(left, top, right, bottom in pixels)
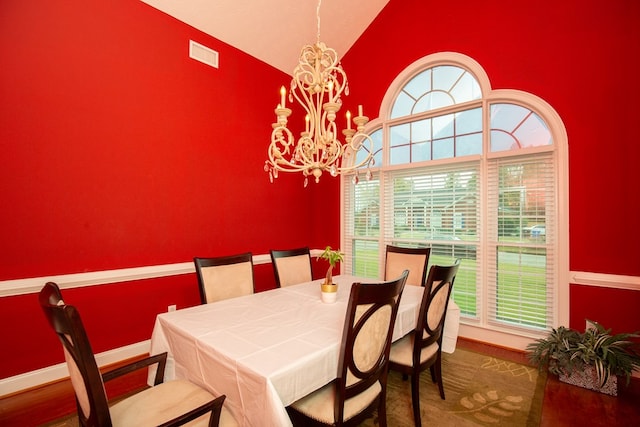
left=268, top=127, right=308, bottom=173
left=336, top=133, right=375, bottom=172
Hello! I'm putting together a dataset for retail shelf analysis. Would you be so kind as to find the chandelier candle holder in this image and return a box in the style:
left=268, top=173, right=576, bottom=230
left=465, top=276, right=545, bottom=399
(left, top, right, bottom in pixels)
left=264, top=0, right=374, bottom=187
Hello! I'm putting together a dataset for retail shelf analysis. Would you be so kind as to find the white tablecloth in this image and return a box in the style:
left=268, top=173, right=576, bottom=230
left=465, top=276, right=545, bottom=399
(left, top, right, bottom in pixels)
left=149, top=275, right=459, bottom=426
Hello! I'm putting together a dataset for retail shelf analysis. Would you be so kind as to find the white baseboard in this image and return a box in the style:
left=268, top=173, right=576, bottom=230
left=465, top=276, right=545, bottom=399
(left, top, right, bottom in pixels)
left=0, top=340, right=150, bottom=397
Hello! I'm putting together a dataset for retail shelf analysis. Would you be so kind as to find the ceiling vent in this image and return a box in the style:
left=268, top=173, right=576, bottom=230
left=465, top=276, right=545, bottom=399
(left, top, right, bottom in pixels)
left=189, top=40, right=219, bottom=69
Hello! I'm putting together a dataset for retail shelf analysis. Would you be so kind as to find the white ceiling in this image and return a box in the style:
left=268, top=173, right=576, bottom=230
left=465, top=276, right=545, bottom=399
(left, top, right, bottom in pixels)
left=140, top=0, right=390, bottom=75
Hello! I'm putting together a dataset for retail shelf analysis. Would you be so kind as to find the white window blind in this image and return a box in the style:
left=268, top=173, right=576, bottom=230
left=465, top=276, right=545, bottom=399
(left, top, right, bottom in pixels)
left=382, top=163, right=480, bottom=318
left=486, top=154, right=556, bottom=330
left=343, top=177, right=381, bottom=278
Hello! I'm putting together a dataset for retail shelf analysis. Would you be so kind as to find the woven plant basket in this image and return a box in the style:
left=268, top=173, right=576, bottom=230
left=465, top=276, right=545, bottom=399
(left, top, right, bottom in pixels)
left=559, top=365, right=618, bottom=396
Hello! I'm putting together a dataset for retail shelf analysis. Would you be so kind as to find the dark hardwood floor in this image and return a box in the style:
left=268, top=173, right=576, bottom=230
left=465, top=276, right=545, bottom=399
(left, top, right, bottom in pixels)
left=1, top=338, right=638, bottom=426
left=457, top=339, right=640, bottom=427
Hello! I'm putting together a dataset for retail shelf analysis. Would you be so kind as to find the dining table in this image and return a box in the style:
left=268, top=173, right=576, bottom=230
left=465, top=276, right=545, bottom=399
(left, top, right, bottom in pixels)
left=149, top=275, right=459, bottom=426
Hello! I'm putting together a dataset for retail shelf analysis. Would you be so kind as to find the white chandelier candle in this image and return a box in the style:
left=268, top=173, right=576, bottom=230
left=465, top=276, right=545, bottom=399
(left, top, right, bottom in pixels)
left=264, top=0, right=374, bottom=186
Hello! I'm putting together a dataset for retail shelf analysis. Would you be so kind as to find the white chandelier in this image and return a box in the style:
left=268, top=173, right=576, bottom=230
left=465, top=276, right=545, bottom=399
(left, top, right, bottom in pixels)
left=264, top=0, right=374, bottom=187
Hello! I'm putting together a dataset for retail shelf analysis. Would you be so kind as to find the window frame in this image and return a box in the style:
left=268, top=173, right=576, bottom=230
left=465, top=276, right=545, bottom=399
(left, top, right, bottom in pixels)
left=340, top=52, right=569, bottom=350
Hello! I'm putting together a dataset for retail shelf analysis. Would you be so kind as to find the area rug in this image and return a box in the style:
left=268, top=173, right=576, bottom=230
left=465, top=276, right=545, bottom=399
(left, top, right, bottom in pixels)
left=44, top=349, right=546, bottom=427
left=362, top=348, right=546, bottom=427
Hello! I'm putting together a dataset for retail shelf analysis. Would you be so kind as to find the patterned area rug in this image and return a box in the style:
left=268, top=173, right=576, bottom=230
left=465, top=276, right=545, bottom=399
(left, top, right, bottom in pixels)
left=44, top=349, right=545, bottom=427
left=362, top=348, right=546, bottom=426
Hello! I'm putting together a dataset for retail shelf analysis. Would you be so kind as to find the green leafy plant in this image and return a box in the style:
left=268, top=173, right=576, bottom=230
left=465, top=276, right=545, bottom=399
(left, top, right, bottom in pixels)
left=317, top=246, right=344, bottom=286
left=526, top=320, right=640, bottom=388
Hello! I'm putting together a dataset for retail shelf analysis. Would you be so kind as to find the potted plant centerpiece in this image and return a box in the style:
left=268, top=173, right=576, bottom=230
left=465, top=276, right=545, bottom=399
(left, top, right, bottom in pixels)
left=317, top=246, right=344, bottom=303
left=526, top=320, right=640, bottom=396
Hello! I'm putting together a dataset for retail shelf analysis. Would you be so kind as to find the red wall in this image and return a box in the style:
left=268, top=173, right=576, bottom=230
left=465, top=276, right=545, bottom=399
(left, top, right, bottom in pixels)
left=0, top=0, right=339, bottom=379
left=1, top=0, right=638, bottom=382
left=341, top=0, right=640, bottom=331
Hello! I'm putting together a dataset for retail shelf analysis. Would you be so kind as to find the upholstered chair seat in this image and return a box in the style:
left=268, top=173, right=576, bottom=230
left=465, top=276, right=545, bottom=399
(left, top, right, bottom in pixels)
left=288, top=380, right=381, bottom=424
left=388, top=332, right=439, bottom=366
left=110, top=379, right=238, bottom=426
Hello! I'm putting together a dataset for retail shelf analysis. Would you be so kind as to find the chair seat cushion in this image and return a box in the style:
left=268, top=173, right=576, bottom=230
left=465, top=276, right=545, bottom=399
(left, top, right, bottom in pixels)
left=289, top=380, right=382, bottom=424
left=389, top=333, right=438, bottom=367
left=110, top=379, right=237, bottom=427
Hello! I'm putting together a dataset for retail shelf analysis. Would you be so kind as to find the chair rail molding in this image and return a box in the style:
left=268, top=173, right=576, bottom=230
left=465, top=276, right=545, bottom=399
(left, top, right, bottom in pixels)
left=570, top=271, right=640, bottom=292
left=0, top=250, right=325, bottom=297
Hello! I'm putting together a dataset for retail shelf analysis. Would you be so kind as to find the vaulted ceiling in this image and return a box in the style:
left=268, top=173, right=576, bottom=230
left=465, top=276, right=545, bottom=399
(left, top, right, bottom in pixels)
left=140, top=0, right=390, bottom=75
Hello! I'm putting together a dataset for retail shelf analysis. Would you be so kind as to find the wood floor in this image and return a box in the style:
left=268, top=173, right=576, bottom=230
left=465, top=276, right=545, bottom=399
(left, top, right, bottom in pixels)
left=1, top=338, right=638, bottom=426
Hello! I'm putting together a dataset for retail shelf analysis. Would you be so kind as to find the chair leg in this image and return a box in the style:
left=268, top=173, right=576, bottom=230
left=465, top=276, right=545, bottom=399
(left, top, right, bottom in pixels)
left=429, top=365, right=436, bottom=383
left=377, top=392, right=387, bottom=427
left=410, top=372, right=422, bottom=427
left=434, top=357, right=445, bottom=400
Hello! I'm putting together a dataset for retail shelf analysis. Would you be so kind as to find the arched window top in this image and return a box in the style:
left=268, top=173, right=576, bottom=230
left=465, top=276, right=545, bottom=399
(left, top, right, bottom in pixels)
left=390, top=65, right=482, bottom=119
left=366, top=52, right=564, bottom=168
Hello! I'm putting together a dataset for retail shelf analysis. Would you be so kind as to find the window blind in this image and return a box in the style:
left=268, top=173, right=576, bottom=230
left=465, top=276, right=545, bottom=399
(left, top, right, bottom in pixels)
left=486, top=153, right=555, bottom=330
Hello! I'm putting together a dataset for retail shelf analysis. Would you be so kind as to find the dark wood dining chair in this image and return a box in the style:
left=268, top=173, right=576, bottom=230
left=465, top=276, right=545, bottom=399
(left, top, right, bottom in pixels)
left=194, top=252, right=255, bottom=304
left=384, top=245, right=431, bottom=287
left=388, top=259, right=461, bottom=427
left=38, top=282, right=236, bottom=427
left=270, top=246, right=313, bottom=287
left=286, top=270, right=409, bottom=427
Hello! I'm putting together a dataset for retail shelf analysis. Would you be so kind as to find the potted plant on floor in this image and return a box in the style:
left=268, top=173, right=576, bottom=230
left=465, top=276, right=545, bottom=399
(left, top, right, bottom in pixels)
left=526, top=320, right=640, bottom=396
left=317, top=246, right=344, bottom=303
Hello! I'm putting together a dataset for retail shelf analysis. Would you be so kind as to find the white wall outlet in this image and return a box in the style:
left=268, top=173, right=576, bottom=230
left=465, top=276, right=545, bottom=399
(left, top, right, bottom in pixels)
left=168, top=304, right=177, bottom=312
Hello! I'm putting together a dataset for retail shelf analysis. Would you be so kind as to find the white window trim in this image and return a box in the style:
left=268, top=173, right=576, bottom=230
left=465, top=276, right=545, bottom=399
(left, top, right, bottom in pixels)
left=341, top=52, right=569, bottom=350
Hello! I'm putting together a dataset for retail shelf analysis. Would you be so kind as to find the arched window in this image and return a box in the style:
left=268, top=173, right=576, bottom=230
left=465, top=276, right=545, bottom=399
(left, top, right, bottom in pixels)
left=342, top=53, right=569, bottom=347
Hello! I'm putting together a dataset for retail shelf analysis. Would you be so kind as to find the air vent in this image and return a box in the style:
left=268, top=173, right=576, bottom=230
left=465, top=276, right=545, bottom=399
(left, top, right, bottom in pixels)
left=189, top=40, right=219, bottom=69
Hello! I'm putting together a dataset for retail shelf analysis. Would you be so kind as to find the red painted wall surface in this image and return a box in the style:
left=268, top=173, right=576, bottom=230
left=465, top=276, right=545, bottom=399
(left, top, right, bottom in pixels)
left=341, top=0, right=640, bottom=331
left=570, top=285, right=640, bottom=334
left=1, top=0, right=638, bottom=381
left=0, top=0, right=339, bottom=379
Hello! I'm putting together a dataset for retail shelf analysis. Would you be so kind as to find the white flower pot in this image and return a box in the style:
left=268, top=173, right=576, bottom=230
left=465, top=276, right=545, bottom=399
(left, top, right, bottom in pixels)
left=320, top=283, right=337, bottom=304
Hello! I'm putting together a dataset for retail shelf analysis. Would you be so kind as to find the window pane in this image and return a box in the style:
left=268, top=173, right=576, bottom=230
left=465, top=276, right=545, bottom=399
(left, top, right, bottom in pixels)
left=414, top=92, right=453, bottom=113
left=412, top=141, right=431, bottom=162
left=391, top=65, right=482, bottom=118
left=433, top=114, right=454, bottom=139
left=390, top=91, right=414, bottom=119
left=404, top=69, right=431, bottom=99
left=457, top=133, right=482, bottom=156
left=353, top=179, right=380, bottom=237
left=490, top=103, right=552, bottom=152
left=456, top=108, right=482, bottom=134
left=356, top=128, right=383, bottom=168
left=433, top=137, right=454, bottom=159
left=390, top=123, right=410, bottom=146
left=352, top=240, right=379, bottom=277
left=411, top=119, right=431, bottom=142
left=450, top=71, right=482, bottom=102
left=495, top=246, right=548, bottom=328
left=433, top=66, right=464, bottom=92
left=390, top=145, right=410, bottom=165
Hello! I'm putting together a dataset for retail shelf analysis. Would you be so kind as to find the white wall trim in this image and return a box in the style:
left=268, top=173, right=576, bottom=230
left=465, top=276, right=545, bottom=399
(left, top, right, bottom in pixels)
left=0, top=340, right=150, bottom=397
left=570, top=271, right=640, bottom=292
left=0, top=250, right=324, bottom=297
